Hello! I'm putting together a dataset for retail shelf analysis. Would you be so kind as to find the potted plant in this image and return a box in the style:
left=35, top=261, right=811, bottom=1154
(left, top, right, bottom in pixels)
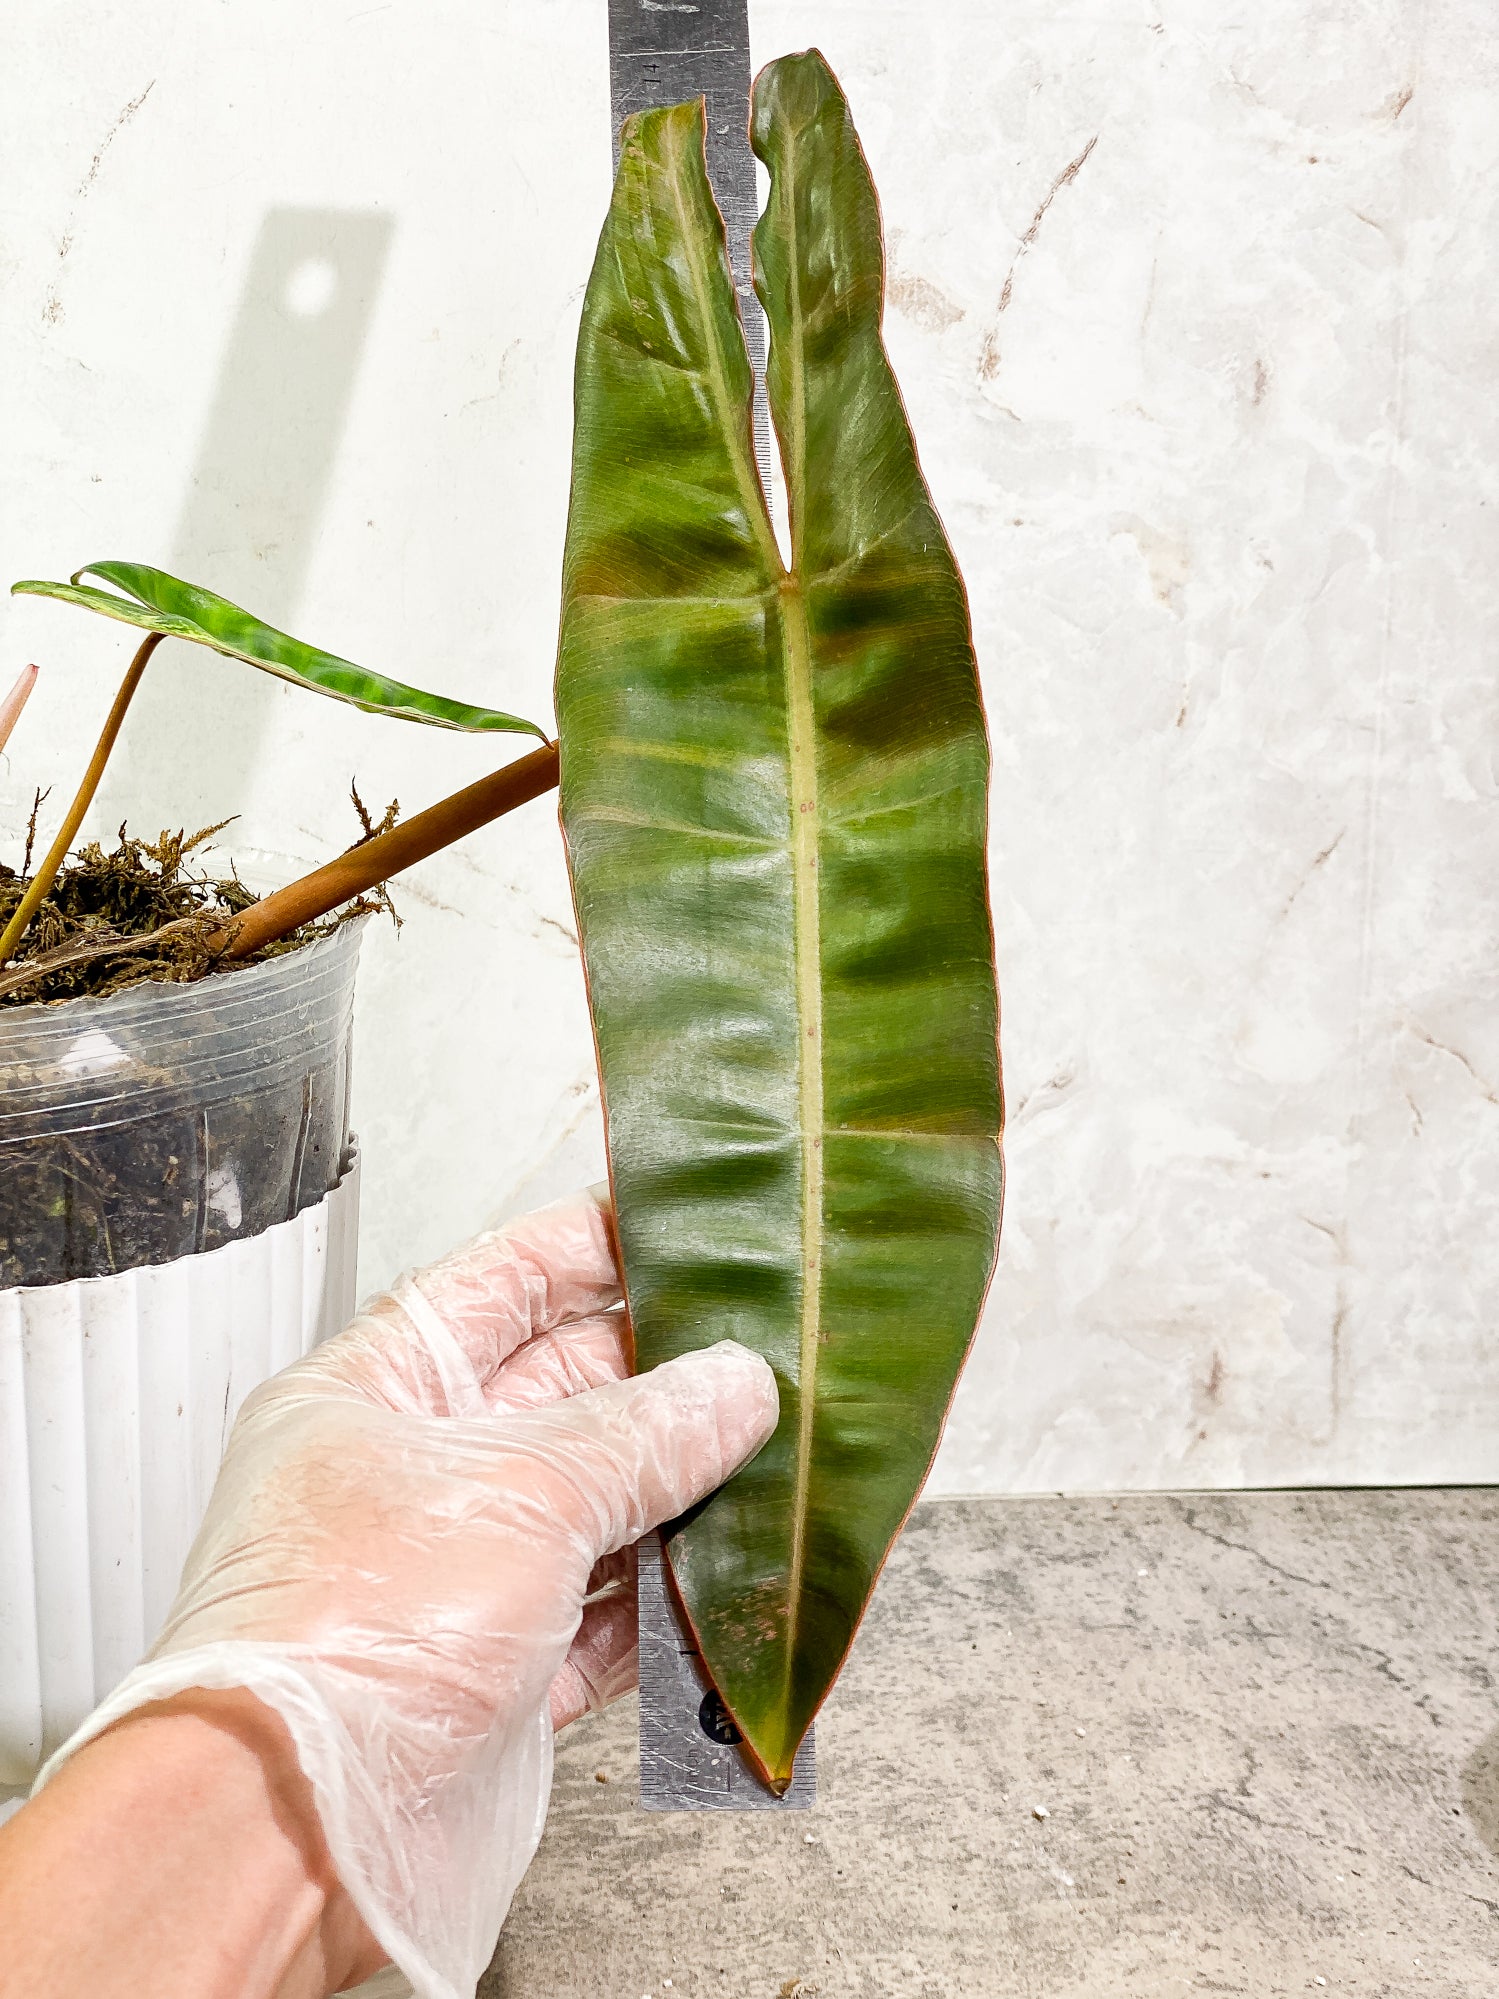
left=4, top=47, right=1004, bottom=1816
left=0, top=562, right=555, bottom=1787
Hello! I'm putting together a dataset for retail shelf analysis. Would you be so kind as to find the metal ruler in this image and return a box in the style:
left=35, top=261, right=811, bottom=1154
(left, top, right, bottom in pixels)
left=607, top=0, right=810, bottom=1811
left=637, top=1533, right=815, bottom=1810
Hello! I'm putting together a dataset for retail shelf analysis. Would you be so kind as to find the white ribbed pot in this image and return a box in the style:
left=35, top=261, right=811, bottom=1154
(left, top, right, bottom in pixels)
left=0, top=1147, right=361, bottom=1788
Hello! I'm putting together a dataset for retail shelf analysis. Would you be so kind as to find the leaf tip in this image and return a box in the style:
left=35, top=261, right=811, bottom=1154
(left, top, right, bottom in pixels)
left=735, top=1715, right=809, bottom=1800
left=751, top=46, right=846, bottom=152
left=618, top=92, right=708, bottom=169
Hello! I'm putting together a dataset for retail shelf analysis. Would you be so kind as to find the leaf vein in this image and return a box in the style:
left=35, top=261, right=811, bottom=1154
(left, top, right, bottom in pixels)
left=575, top=807, right=780, bottom=849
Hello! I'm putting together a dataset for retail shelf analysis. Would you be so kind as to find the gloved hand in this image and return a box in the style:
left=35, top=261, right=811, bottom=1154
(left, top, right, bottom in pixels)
left=31, top=1191, right=778, bottom=1999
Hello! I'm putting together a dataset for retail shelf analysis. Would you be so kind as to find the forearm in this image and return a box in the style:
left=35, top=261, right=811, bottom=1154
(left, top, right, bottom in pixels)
left=0, top=1690, right=379, bottom=1999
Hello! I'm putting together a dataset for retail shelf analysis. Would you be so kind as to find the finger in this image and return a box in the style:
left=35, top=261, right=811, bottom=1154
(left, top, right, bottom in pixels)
left=482, top=1309, right=632, bottom=1415
left=509, top=1342, right=779, bottom=1562
left=293, top=1191, right=619, bottom=1416
left=549, top=1596, right=638, bottom=1728
left=396, top=1189, right=620, bottom=1361
left=584, top=1546, right=634, bottom=1601
left=550, top=1549, right=640, bottom=1728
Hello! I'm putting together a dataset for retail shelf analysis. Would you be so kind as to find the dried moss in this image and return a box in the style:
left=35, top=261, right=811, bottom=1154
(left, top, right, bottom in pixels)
left=0, top=797, right=396, bottom=1008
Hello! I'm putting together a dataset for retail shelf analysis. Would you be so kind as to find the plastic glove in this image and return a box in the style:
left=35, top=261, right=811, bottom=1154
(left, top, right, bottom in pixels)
left=30, top=1192, right=778, bottom=1999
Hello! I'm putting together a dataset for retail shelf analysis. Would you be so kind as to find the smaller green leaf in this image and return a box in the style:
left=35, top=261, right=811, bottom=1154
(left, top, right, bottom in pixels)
left=11, top=561, right=548, bottom=739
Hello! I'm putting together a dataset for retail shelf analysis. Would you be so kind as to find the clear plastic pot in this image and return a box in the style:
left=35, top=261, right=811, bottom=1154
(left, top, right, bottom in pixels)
left=0, top=920, right=365, bottom=1289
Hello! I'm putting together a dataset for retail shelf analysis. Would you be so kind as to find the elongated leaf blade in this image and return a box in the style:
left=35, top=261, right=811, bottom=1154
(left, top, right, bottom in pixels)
left=12, top=561, right=547, bottom=737
left=556, top=55, right=1002, bottom=1790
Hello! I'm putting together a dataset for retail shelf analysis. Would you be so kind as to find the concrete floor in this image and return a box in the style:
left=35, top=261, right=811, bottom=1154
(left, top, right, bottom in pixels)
left=484, top=1490, right=1499, bottom=1998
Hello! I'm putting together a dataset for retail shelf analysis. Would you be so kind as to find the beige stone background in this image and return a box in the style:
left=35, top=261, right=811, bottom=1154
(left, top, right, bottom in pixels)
left=2, top=1, right=1495, bottom=1490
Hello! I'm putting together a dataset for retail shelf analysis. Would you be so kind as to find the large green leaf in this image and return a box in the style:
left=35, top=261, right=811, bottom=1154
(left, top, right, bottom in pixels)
left=556, top=50, right=1002, bottom=1791
left=12, top=561, right=547, bottom=737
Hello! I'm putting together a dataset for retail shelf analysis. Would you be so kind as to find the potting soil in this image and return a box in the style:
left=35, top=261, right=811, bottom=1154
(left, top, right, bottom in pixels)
left=0, top=820, right=387, bottom=1287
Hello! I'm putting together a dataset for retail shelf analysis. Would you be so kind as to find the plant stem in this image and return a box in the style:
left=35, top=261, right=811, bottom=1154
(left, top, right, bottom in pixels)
left=0, top=632, right=163, bottom=969
left=0, top=664, right=39, bottom=755
left=216, top=739, right=561, bottom=959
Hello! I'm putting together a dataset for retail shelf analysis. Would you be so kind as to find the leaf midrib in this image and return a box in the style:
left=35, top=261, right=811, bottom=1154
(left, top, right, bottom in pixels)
left=663, top=113, right=782, bottom=588
left=660, top=102, right=827, bottom=1729
left=774, top=117, right=827, bottom=1710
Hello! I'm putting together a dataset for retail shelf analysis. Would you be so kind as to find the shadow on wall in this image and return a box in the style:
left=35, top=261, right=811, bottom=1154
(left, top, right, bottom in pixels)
left=1461, top=1724, right=1499, bottom=1861
left=95, top=207, right=394, bottom=834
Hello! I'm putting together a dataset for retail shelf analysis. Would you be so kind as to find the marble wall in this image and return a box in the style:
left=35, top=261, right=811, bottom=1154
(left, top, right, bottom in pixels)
left=3, top=2, right=1495, bottom=1489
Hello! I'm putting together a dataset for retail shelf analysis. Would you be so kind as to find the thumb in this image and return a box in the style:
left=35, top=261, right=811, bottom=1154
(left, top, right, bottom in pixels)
left=511, top=1342, right=778, bottom=1560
